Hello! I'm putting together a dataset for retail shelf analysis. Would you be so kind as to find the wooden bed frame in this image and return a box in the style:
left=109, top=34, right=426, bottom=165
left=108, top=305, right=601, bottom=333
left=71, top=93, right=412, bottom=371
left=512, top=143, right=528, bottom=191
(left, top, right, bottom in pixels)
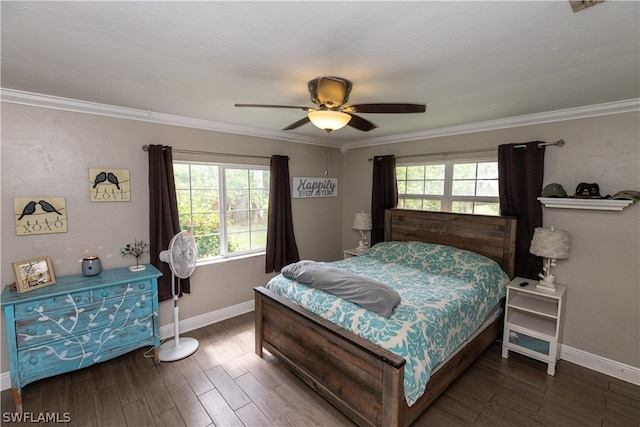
left=254, top=209, right=516, bottom=427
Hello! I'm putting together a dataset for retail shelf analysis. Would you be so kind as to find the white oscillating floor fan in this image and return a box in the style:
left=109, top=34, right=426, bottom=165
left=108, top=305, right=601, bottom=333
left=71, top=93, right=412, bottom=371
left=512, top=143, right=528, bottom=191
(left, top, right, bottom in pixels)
left=158, top=231, right=199, bottom=361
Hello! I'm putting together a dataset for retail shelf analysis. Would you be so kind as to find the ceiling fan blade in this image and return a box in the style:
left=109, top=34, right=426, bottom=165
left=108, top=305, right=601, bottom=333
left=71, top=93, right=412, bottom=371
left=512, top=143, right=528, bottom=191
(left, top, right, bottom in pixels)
left=235, top=103, right=313, bottom=111
left=345, top=103, right=426, bottom=114
left=346, top=113, right=377, bottom=132
left=282, top=116, right=311, bottom=130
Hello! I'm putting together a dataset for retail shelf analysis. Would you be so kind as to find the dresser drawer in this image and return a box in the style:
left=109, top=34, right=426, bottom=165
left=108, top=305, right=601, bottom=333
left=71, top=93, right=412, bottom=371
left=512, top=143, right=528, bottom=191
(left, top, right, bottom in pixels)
left=93, top=280, right=152, bottom=300
left=14, top=293, right=92, bottom=318
left=15, top=292, right=154, bottom=348
left=17, top=321, right=154, bottom=373
left=13, top=281, right=152, bottom=319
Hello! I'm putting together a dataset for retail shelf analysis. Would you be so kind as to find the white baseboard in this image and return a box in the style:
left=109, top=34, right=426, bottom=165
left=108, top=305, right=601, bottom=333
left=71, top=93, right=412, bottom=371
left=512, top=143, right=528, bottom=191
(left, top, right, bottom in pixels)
left=560, top=344, right=640, bottom=386
left=3, top=303, right=638, bottom=391
left=158, top=299, right=254, bottom=339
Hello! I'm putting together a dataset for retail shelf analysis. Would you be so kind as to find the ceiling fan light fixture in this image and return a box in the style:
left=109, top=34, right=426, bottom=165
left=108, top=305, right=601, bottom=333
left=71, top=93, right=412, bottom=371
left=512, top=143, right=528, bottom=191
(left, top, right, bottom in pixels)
left=308, top=110, right=351, bottom=131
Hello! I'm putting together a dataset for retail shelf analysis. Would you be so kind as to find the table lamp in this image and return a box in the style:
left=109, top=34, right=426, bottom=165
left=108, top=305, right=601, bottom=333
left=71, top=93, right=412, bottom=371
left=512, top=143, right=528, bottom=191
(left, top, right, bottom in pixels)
left=352, top=212, right=372, bottom=250
left=529, top=226, right=570, bottom=291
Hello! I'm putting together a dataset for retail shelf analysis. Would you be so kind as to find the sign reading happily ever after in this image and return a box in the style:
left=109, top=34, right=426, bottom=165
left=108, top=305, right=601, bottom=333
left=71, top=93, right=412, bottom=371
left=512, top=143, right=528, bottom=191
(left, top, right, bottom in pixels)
left=292, top=177, right=338, bottom=198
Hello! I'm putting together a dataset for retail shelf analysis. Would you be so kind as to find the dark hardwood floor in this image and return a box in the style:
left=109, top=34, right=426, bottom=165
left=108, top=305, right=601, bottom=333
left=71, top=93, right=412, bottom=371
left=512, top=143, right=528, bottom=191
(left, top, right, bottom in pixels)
left=2, top=312, right=638, bottom=426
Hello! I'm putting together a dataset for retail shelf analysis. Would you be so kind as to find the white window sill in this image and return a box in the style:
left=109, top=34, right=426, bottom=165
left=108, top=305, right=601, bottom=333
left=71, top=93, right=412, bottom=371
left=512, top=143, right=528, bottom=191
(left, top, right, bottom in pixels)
left=196, top=251, right=265, bottom=267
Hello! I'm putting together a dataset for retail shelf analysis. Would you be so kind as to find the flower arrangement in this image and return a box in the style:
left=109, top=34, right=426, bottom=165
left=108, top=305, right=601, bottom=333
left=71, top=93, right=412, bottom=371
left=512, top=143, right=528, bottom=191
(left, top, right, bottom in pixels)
left=120, top=239, right=149, bottom=271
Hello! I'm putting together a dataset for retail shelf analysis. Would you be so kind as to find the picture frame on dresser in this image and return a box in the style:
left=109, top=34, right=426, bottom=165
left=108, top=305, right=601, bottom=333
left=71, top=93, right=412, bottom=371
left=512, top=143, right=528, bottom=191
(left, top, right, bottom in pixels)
left=12, top=256, right=56, bottom=293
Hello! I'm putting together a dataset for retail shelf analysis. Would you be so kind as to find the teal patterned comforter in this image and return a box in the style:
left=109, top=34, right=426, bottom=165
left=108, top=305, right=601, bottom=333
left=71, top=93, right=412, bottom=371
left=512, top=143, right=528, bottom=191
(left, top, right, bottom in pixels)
left=266, top=241, right=510, bottom=406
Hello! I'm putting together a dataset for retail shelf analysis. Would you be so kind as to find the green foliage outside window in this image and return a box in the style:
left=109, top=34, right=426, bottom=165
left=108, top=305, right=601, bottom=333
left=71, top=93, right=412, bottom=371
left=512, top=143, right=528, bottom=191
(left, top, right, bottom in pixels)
left=173, top=162, right=268, bottom=260
left=396, top=161, right=499, bottom=215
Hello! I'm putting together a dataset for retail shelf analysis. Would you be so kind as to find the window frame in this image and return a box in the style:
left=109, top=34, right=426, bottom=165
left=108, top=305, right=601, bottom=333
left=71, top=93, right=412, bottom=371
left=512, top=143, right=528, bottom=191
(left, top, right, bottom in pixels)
left=396, top=157, right=500, bottom=215
left=173, top=160, right=270, bottom=263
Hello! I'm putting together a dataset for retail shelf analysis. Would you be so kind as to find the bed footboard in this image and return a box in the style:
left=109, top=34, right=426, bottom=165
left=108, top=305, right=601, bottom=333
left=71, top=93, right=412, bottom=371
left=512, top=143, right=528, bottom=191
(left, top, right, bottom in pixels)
left=255, top=286, right=406, bottom=427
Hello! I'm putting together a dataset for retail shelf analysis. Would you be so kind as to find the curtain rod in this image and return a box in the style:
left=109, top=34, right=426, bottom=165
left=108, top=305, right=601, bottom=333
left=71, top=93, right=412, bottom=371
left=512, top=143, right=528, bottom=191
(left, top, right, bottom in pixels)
left=141, top=145, right=271, bottom=160
left=368, top=139, right=564, bottom=162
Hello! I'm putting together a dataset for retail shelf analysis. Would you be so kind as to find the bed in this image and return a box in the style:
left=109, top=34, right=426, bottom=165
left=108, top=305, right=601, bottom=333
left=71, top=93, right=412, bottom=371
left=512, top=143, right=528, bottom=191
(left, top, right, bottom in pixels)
left=254, top=209, right=516, bottom=427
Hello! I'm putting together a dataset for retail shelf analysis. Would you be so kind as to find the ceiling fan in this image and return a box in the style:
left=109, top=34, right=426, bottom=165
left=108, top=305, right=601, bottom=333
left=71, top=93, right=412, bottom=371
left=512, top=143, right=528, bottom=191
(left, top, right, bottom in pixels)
left=235, top=76, right=426, bottom=132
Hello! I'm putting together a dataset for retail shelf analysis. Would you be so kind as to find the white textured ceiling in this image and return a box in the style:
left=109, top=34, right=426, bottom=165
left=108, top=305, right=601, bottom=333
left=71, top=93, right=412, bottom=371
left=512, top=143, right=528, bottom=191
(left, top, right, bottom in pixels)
left=2, top=1, right=639, bottom=148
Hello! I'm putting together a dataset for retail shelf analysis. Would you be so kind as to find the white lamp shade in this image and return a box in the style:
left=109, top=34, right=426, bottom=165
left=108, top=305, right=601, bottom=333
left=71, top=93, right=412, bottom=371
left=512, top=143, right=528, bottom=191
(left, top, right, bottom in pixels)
left=308, top=110, right=351, bottom=131
left=529, top=227, right=570, bottom=259
left=352, top=212, right=372, bottom=231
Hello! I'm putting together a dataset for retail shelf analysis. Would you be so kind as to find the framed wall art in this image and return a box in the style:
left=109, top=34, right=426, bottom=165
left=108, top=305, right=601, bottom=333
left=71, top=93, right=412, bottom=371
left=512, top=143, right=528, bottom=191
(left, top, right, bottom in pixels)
left=12, top=256, right=56, bottom=293
left=14, top=197, right=67, bottom=236
left=90, top=168, right=131, bottom=202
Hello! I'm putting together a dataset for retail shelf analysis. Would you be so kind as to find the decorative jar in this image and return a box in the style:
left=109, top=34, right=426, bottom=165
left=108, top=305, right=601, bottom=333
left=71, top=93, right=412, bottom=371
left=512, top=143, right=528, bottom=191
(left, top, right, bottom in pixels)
left=82, top=256, right=102, bottom=276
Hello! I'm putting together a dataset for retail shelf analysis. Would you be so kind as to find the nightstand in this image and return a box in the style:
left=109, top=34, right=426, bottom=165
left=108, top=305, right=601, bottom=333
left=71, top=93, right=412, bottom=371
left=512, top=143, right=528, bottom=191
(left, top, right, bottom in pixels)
left=501, top=277, right=566, bottom=375
left=343, top=247, right=367, bottom=259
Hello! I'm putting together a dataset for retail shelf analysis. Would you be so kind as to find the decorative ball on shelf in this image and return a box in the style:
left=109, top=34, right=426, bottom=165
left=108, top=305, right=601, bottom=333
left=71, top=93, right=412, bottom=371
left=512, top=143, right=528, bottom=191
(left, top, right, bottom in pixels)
left=120, top=239, right=149, bottom=272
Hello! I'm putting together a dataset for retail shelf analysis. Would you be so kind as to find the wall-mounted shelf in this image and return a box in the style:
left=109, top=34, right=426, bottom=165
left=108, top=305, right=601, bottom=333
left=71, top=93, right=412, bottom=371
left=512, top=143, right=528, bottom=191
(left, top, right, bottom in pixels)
left=538, top=197, right=633, bottom=211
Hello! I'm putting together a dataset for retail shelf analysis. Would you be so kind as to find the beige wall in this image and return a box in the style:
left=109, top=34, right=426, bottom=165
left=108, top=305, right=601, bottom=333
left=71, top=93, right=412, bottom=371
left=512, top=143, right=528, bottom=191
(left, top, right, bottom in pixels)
left=0, top=103, right=343, bottom=374
left=342, top=112, right=640, bottom=368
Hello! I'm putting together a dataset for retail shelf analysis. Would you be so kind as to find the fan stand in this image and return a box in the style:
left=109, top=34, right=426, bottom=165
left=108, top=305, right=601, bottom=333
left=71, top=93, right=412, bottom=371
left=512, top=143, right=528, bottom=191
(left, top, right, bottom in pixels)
left=158, top=274, right=199, bottom=361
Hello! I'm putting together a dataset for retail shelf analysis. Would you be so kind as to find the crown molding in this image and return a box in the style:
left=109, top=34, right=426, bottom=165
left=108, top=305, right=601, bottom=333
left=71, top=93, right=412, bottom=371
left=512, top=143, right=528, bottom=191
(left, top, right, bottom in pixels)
left=0, top=88, right=321, bottom=146
left=342, top=98, right=640, bottom=150
left=2, top=88, right=638, bottom=150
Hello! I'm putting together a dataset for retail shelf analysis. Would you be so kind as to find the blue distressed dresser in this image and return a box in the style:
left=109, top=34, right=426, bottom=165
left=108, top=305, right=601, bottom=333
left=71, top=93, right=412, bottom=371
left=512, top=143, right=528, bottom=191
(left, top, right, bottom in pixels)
left=1, top=264, right=162, bottom=413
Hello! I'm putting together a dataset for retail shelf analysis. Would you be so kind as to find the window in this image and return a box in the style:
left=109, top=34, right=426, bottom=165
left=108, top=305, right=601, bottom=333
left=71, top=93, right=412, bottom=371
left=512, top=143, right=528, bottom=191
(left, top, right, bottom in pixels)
left=173, top=162, right=269, bottom=261
left=396, top=159, right=499, bottom=215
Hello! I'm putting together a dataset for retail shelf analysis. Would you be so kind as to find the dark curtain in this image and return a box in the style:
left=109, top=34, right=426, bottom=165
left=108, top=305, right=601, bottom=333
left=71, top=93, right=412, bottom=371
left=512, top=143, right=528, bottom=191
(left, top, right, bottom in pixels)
left=265, top=155, right=300, bottom=273
left=371, top=155, right=398, bottom=246
left=148, top=144, right=189, bottom=301
left=498, top=141, right=545, bottom=279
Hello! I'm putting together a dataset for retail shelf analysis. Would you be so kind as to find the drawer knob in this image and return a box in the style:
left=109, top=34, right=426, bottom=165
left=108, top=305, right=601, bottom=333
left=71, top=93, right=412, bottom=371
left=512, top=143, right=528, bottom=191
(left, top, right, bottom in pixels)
left=26, top=306, right=34, bottom=312
left=28, top=328, right=36, bottom=335
left=29, top=358, right=38, bottom=365
left=102, top=291, right=109, bottom=298
left=138, top=283, right=146, bottom=289
left=75, top=296, right=81, bottom=302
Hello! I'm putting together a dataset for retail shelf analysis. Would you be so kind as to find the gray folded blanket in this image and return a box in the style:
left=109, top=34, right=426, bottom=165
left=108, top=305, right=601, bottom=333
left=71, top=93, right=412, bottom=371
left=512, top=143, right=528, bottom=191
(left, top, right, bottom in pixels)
left=281, top=260, right=401, bottom=317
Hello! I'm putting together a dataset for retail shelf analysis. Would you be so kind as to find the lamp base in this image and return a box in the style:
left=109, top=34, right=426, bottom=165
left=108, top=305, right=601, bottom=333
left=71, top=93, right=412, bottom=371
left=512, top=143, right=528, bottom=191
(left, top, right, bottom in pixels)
left=356, top=230, right=369, bottom=250
left=536, top=270, right=557, bottom=292
left=536, top=279, right=557, bottom=292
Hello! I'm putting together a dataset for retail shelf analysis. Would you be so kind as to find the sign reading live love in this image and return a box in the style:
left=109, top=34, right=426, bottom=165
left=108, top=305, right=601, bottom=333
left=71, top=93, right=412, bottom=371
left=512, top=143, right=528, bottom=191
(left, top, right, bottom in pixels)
left=292, top=177, right=338, bottom=198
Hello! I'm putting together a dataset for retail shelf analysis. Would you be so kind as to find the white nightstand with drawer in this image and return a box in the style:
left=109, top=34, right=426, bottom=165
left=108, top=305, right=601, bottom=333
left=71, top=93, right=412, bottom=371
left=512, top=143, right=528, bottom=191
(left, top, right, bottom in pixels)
left=501, top=277, right=566, bottom=376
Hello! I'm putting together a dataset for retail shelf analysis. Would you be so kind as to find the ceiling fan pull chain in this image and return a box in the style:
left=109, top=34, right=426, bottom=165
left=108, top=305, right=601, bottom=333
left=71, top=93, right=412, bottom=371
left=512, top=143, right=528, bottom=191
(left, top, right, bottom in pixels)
left=325, top=131, right=331, bottom=176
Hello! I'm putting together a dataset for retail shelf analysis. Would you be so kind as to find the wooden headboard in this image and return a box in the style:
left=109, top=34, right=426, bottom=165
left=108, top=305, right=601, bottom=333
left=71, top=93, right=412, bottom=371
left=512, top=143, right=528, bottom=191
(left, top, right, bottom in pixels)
left=384, top=209, right=517, bottom=278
